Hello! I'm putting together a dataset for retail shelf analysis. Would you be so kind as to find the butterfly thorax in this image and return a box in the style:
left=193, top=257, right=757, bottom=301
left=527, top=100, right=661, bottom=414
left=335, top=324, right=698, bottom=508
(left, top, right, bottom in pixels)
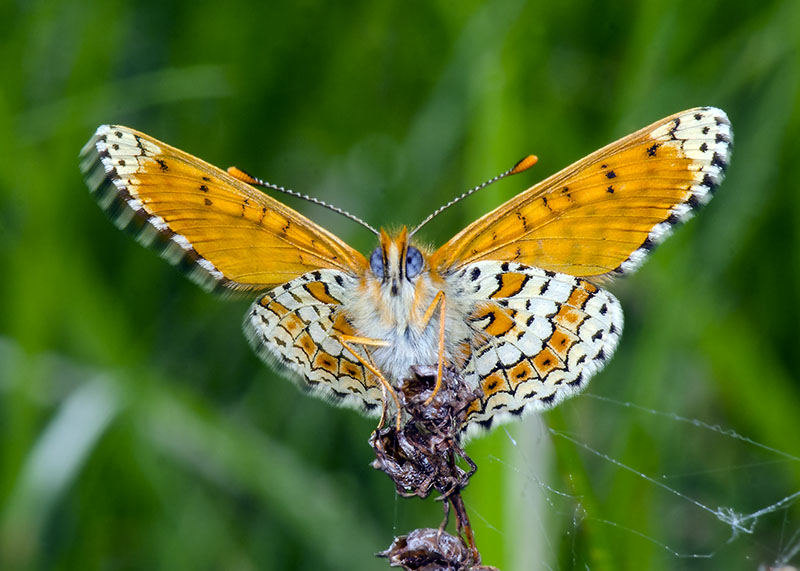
left=345, top=227, right=473, bottom=382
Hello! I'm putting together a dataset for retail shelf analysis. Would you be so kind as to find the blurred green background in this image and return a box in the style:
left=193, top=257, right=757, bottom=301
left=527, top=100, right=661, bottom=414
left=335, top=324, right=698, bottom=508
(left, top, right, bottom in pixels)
left=2, top=0, right=799, bottom=569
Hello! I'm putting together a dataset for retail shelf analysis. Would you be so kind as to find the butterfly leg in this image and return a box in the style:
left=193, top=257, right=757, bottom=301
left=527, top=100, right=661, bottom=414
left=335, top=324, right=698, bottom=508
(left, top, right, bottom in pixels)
left=335, top=334, right=403, bottom=430
left=450, top=491, right=480, bottom=563
left=364, top=350, right=391, bottom=429
left=418, top=291, right=447, bottom=404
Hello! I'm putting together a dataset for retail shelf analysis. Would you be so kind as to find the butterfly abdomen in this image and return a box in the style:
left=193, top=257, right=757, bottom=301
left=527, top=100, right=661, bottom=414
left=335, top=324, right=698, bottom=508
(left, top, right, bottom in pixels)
left=350, top=268, right=474, bottom=383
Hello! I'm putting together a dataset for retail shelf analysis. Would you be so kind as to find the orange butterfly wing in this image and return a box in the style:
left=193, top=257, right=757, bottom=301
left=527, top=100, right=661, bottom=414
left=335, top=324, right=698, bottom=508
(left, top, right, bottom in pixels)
left=80, top=125, right=367, bottom=292
left=430, top=107, right=732, bottom=278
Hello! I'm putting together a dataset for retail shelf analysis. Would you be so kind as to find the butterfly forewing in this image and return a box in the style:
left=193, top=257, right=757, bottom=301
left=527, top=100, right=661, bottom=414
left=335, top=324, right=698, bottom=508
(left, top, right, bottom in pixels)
left=449, top=262, right=623, bottom=435
left=80, top=125, right=367, bottom=293
left=245, top=269, right=384, bottom=413
left=430, top=107, right=732, bottom=278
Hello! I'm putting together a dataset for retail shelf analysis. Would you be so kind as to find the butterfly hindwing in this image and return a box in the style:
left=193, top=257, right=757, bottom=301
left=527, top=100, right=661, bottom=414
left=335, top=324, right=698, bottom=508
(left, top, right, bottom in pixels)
left=80, top=125, right=367, bottom=293
left=431, top=107, right=732, bottom=279
left=245, top=269, right=383, bottom=413
left=448, top=261, right=623, bottom=434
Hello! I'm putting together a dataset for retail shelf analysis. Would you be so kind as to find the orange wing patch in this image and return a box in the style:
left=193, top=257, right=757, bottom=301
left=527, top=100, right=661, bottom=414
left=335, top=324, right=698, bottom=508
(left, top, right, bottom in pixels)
left=431, top=107, right=732, bottom=279
left=80, top=125, right=367, bottom=293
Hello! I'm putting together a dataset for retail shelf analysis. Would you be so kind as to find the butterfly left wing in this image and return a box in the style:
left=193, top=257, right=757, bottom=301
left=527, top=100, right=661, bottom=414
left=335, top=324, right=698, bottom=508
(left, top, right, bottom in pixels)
left=80, top=125, right=367, bottom=293
left=448, top=262, right=623, bottom=435
left=430, top=107, right=732, bottom=279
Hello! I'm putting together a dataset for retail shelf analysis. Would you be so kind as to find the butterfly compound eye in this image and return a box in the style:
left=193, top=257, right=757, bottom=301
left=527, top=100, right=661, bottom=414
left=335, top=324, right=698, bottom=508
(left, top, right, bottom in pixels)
left=405, top=246, right=423, bottom=278
left=370, top=247, right=385, bottom=279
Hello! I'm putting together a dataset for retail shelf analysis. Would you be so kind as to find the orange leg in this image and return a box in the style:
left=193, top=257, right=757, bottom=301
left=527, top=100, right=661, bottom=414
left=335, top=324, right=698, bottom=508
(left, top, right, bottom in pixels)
left=419, top=291, right=447, bottom=404
left=336, top=334, right=403, bottom=431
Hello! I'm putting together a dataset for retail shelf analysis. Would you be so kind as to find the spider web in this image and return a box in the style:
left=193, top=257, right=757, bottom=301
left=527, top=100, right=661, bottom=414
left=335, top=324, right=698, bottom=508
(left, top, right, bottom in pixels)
left=461, top=391, right=800, bottom=570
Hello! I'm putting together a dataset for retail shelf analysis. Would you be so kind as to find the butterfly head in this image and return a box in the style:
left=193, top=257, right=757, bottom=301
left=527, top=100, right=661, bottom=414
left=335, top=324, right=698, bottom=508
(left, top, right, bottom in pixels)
left=369, top=227, right=429, bottom=297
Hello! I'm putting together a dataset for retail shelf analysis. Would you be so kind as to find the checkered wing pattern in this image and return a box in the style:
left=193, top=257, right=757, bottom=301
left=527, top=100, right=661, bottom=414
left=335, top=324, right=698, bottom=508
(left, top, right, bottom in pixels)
left=245, top=269, right=383, bottom=413
left=450, top=262, right=623, bottom=434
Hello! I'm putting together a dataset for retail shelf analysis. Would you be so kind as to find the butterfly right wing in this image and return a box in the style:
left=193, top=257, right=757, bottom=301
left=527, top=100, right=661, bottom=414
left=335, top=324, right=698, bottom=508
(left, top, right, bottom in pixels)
left=80, top=125, right=367, bottom=293
left=448, top=261, right=623, bottom=435
left=245, top=269, right=384, bottom=414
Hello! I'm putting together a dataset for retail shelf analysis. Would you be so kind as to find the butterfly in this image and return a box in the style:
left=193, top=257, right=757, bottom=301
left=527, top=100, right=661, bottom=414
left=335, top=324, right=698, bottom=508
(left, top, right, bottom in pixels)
left=80, top=107, right=732, bottom=436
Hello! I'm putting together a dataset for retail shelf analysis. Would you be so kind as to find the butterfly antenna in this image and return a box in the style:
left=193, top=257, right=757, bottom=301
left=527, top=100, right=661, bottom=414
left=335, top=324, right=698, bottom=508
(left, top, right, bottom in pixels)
left=409, top=155, right=538, bottom=237
left=228, top=166, right=380, bottom=236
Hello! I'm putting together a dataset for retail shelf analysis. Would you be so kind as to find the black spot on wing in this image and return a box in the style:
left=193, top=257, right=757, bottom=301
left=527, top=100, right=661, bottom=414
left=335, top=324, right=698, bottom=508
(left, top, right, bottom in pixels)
left=711, top=152, right=728, bottom=172
left=701, top=173, right=718, bottom=193
left=330, top=389, right=348, bottom=401
left=668, top=117, right=681, bottom=139
left=567, top=372, right=583, bottom=387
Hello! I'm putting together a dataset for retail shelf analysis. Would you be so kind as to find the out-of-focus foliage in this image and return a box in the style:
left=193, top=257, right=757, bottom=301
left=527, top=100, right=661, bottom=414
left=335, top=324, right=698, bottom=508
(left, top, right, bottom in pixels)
left=1, top=0, right=799, bottom=569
